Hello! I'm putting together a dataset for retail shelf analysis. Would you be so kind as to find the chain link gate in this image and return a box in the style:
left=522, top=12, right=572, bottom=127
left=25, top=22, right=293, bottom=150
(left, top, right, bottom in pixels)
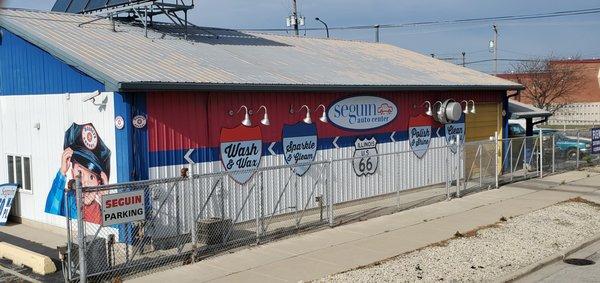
left=63, top=162, right=332, bottom=282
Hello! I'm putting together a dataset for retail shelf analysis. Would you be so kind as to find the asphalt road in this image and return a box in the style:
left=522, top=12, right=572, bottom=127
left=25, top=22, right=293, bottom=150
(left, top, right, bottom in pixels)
left=0, top=260, right=38, bottom=283
left=517, top=238, right=600, bottom=283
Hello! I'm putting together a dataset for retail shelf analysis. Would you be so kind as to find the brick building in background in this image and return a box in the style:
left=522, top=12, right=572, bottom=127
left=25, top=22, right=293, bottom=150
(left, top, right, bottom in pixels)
left=499, top=59, right=600, bottom=126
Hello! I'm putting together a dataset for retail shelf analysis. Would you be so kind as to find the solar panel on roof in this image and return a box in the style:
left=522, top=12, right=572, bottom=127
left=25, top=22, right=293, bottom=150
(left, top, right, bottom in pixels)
left=51, top=0, right=73, bottom=12
left=106, top=0, right=132, bottom=6
left=85, top=0, right=110, bottom=12
left=66, top=0, right=89, bottom=13
left=51, top=0, right=150, bottom=13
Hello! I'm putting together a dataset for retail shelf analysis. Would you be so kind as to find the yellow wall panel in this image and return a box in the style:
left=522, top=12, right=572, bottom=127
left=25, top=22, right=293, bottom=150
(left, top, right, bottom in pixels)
left=465, top=103, right=500, bottom=142
left=464, top=102, right=504, bottom=177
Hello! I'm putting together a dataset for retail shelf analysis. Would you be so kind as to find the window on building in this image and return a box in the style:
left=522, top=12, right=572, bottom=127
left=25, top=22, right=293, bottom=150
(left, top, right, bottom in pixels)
left=6, top=155, right=32, bottom=192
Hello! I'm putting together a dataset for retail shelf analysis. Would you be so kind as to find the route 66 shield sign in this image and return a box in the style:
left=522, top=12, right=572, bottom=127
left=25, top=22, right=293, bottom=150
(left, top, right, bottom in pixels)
left=220, top=125, right=263, bottom=184
left=409, top=114, right=433, bottom=159
left=282, top=122, right=318, bottom=176
left=353, top=137, right=378, bottom=177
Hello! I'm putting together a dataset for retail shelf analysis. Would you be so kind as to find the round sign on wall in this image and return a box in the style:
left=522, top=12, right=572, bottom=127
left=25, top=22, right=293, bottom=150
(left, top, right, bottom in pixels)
left=327, top=96, right=398, bottom=131
left=132, top=115, right=147, bottom=129
left=115, top=116, right=125, bottom=130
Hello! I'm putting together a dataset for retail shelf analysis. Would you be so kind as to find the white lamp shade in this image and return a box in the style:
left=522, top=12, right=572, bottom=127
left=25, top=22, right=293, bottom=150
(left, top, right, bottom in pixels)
left=261, top=113, right=270, bottom=126
left=242, top=113, right=252, bottom=126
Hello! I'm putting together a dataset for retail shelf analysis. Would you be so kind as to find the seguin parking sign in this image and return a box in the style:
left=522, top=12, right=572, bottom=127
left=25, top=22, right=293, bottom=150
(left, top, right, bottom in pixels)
left=101, top=190, right=145, bottom=226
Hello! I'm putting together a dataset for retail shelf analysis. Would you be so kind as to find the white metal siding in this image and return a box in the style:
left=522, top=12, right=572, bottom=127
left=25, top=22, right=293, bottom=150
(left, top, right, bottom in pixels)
left=0, top=92, right=116, bottom=227
left=148, top=137, right=457, bottom=231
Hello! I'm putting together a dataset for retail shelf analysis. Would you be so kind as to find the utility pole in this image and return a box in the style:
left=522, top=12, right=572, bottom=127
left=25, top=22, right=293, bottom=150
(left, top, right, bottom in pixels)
left=493, top=24, right=498, bottom=75
left=292, top=0, right=299, bottom=36
left=374, top=25, right=380, bottom=42
left=462, top=52, right=466, bottom=67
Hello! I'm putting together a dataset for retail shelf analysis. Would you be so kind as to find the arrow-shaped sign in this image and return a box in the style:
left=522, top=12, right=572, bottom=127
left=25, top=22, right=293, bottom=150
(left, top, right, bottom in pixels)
left=390, top=131, right=396, bottom=142
left=268, top=142, right=276, bottom=156
left=333, top=136, right=340, bottom=148
left=184, top=149, right=194, bottom=164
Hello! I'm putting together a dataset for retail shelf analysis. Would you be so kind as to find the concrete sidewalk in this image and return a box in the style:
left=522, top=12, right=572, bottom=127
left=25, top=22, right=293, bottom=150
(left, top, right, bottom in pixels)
left=131, top=170, right=600, bottom=283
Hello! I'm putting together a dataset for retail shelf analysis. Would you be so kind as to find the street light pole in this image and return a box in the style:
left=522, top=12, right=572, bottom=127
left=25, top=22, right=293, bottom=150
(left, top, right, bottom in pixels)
left=493, top=24, right=498, bottom=75
left=315, top=17, right=329, bottom=38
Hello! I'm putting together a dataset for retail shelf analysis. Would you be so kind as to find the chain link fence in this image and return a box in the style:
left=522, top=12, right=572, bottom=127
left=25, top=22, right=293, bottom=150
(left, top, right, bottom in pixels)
left=60, top=128, right=600, bottom=282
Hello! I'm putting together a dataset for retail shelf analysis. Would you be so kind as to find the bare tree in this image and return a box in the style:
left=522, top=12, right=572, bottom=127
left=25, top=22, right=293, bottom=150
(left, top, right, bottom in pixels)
left=511, top=57, right=586, bottom=114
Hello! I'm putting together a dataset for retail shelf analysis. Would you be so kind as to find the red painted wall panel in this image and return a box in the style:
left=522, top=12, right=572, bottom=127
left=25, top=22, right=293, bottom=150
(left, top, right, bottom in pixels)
left=147, top=90, right=502, bottom=152
left=147, top=92, right=209, bottom=151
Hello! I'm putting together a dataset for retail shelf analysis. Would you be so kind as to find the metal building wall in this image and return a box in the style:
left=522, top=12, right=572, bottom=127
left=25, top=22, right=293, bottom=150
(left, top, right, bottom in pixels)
left=0, top=29, right=115, bottom=228
left=145, top=90, right=503, bottom=231
left=0, top=29, right=105, bottom=95
left=0, top=92, right=117, bottom=227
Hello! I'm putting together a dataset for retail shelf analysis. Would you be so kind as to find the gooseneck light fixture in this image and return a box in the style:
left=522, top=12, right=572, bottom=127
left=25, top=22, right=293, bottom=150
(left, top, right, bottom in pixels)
left=423, top=101, right=433, bottom=116
left=436, top=101, right=444, bottom=116
left=257, top=105, right=270, bottom=126
left=424, top=99, right=476, bottom=124
left=315, top=104, right=328, bottom=123
left=299, top=105, right=312, bottom=124
left=468, top=100, right=476, bottom=114
left=461, top=100, right=469, bottom=114
left=228, top=105, right=271, bottom=126
left=237, top=105, right=252, bottom=126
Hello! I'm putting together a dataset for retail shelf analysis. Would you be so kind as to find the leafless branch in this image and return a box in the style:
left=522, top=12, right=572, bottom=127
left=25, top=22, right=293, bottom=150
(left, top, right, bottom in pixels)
left=511, top=56, right=586, bottom=114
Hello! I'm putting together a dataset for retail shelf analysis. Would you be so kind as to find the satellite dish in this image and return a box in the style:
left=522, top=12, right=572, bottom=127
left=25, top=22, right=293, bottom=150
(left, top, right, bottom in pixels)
left=433, top=99, right=463, bottom=124
left=445, top=102, right=462, bottom=122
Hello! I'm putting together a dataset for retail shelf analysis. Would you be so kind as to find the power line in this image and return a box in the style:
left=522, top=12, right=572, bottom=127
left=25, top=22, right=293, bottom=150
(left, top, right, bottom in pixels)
left=464, top=58, right=542, bottom=65
left=238, top=7, right=600, bottom=32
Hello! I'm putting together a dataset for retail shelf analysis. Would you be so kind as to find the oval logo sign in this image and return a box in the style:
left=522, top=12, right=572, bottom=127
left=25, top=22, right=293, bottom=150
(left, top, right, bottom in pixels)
left=327, top=96, right=398, bottom=131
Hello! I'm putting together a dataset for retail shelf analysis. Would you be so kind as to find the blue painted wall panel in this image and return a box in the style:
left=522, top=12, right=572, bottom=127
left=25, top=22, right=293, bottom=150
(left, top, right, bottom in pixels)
left=0, top=28, right=104, bottom=95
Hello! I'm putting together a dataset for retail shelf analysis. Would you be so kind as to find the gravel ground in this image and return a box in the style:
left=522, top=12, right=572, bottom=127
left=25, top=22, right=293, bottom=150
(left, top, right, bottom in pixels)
left=322, top=199, right=600, bottom=282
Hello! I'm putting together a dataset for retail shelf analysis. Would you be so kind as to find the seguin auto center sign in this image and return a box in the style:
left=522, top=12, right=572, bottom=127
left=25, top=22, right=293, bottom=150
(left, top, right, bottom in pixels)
left=327, top=96, right=397, bottom=131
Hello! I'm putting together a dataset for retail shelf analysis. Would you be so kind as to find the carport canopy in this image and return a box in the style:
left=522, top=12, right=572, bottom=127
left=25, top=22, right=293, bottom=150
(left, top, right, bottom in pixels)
left=508, top=100, right=552, bottom=136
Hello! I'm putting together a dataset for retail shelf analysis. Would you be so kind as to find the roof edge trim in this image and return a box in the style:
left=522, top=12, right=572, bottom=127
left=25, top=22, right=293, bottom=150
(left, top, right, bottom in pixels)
left=119, top=82, right=525, bottom=92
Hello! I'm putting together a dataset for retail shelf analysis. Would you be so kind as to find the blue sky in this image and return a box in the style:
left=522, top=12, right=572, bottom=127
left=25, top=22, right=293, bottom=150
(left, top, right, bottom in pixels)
left=3, top=0, right=600, bottom=73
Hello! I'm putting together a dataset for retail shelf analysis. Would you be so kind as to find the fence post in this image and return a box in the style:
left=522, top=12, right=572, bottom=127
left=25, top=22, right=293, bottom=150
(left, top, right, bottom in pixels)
left=395, top=154, right=401, bottom=209
left=75, top=175, right=87, bottom=283
left=479, top=144, right=483, bottom=189
left=576, top=131, right=580, bottom=169
left=188, top=169, right=197, bottom=255
left=552, top=133, right=556, bottom=173
left=539, top=128, right=543, bottom=178
left=494, top=131, right=499, bottom=188
left=455, top=134, right=461, bottom=198
left=510, top=139, right=513, bottom=182
left=328, top=162, right=334, bottom=227
left=260, top=172, right=265, bottom=235
left=255, top=172, right=261, bottom=244
left=445, top=145, right=450, bottom=200
left=65, top=186, right=73, bottom=280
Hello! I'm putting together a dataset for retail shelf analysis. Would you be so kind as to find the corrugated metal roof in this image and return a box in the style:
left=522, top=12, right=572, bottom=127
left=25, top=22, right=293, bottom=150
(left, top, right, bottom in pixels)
left=508, top=99, right=551, bottom=119
left=0, top=8, right=523, bottom=92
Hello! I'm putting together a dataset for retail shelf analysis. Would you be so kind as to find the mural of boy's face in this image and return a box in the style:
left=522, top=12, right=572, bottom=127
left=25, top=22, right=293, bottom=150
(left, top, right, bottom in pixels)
left=71, top=162, right=104, bottom=205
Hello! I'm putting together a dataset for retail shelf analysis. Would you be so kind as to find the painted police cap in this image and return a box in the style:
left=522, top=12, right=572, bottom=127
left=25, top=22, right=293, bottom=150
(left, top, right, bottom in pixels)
left=63, top=123, right=111, bottom=177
